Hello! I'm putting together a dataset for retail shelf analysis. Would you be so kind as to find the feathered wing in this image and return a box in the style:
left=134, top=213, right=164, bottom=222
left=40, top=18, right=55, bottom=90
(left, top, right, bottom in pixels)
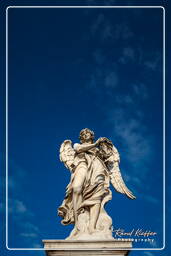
left=107, top=146, right=136, bottom=200
left=59, top=140, right=75, bottom=172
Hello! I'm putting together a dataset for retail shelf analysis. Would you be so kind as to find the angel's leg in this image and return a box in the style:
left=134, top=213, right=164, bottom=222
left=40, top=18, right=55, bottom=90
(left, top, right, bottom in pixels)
left=89, top=203, right=101, bottom=234
left=72, top=163, right=87, bottom=230
left=72, top=193, right=82, bottom=231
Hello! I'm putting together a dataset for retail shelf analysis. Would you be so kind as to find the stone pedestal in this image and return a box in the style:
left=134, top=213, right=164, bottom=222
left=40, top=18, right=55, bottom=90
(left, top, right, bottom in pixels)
left=42, top=240, right=132, bottom=256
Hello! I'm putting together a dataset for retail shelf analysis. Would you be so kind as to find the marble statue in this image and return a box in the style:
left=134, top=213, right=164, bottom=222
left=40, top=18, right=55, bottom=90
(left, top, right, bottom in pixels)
left=58, top=128, right=136, bottom=240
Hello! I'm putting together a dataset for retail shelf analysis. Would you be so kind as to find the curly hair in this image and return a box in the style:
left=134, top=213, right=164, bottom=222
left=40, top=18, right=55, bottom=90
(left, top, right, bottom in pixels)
left=98, top=138, right=113, bottom=160
left=100, top=138, right=113, bottom=149
left=79, top=128, right=94, bottom=143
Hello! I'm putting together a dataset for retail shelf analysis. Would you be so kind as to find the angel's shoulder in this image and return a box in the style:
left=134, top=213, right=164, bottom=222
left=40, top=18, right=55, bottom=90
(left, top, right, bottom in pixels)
left=73, top=143, right=81, bottom=150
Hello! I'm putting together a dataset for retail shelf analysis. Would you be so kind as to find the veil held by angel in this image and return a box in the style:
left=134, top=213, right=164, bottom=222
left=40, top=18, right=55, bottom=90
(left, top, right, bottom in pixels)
left=58, top=128, right=136, bottom=240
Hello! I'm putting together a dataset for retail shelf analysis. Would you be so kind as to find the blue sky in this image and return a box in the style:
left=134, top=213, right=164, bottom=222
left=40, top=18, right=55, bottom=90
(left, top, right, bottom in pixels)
left=0, top=0, right=170, bottom=256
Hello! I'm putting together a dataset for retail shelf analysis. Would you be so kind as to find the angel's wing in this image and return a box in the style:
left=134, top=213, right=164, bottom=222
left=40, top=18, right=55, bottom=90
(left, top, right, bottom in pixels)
left=59, top=140, right=75, bottom=172
left=107, top=146, right=136, bottom=200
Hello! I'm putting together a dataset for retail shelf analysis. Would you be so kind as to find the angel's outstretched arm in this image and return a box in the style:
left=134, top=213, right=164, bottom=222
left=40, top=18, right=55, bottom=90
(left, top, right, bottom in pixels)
left=74, top=141, right=99, bottom=153
left=74, top=137, right=107, bottom=153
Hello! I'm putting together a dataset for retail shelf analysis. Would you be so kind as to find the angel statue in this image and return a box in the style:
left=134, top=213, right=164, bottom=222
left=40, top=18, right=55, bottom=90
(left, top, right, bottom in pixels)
left=58, top=128, right=136, bottom=240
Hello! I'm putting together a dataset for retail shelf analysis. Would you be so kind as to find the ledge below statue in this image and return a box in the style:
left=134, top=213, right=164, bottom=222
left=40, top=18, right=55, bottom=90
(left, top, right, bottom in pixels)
left=42, top=239, right=132, bottom=256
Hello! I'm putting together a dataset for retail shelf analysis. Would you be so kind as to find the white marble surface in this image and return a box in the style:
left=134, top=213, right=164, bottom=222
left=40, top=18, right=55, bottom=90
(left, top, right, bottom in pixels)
left=59, top=129, right=135, bottom=240
left=42, top=239, right=132, bottom=256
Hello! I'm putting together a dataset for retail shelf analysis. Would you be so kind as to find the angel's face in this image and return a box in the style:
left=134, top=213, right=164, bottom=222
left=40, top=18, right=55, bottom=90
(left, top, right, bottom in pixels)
left=81, top=131, right=93, bottom=143
left=100, top=142, right=108, bottom=151
left=99, top=142, right=112, bottom=156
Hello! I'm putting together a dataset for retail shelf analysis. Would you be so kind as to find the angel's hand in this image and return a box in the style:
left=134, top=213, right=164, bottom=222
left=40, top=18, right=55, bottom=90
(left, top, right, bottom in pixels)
left=95, top=137, right=107, bottom=145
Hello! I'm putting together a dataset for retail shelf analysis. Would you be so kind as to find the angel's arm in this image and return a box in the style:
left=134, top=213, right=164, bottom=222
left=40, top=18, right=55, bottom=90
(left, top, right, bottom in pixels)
left=74, top=142, right=98, bottom=153
left=74, top=137, right=107, bottom=153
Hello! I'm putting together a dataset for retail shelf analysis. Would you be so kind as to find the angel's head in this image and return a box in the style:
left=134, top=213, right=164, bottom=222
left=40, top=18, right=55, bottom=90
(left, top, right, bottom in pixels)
left=79, top=128, right=94, bottom=144
left=98, top=138, right=113, bottom=160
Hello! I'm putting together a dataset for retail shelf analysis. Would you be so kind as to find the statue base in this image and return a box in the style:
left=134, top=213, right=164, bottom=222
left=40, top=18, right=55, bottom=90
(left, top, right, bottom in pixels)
left=42, top=239, right=132, bottom=256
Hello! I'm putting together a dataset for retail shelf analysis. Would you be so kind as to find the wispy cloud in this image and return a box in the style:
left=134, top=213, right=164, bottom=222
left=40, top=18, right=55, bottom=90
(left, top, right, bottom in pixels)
left=8, top=160, right=28, bottom=192
left=104, top=71, right=118, bottom=88
left=119, top=47, right=135, bottom=64
left=9, top=199, right=27, bottom=214
left=19, top=221, right=41, bottom=243
left=4, top=160, right=42, bottom=248
left=84, top=8, right=162, bottom=223
left=115, top=94, right=134, bottom=105
left=93, top=49, right=106, bottom=65
left=144, top=56, right=161, bottom=71
left=7, top=198, right=41, bottom=247
left=22, top=222, right=40, bottom=233
left=86, top=16, right=155, bottom=191
left=90, top=13, right=114, bottom=42
left=91, top=13, right=105, bottom=36
left=133, top=83, right=148, bottom=100
left=113, top=23, right=134, bottom=40
left=143, top=252, right=155, bottom=256
left=101, top=22, right=113, bottom=41
left=20, top=232, right=38, bottom=238
left=142, top=195, right=159, bottom=205
left=123, top=173, right=142, bottom=187
left=88, top=66, right=119, bottom=95
left=90, top=12, right=134, bottom=43
left=111, top=108, right=152, bottom=164
left=123, top=47, right=135, bottom=59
